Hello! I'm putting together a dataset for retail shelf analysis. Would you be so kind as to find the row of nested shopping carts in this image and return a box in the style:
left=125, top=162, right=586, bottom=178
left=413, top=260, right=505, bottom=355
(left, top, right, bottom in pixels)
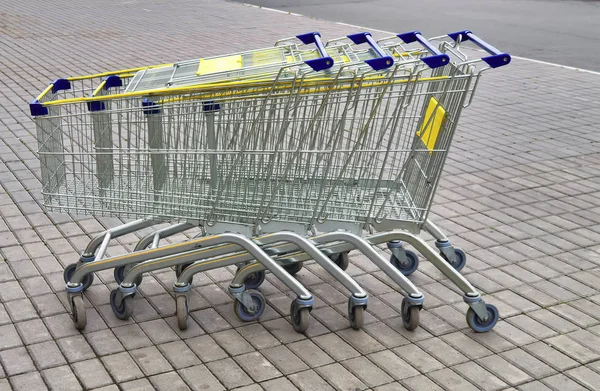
left=30, top=30, right=510, bottom=333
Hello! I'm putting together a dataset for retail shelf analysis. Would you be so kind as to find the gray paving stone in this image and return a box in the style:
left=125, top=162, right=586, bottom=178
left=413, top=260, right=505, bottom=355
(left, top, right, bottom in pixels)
left=288, top=369, right=335, bottom=391
left=42, top=365, right=82, bottom=391
left=190, top=308, right=232, bottom=333
left=157, top=340, right=201, bottom=369
left=261, top=345, right=308, bottom=375
left=212, top=329, right=255, bottom=356
left=373, top=382, right=409, bottom=391
left=517, top=381, right=553, bottom=391
left=0, top=324, right=22, bottom=350
left=540, top=373, right=588, bottom=391
left=149, top=371, right=191, bottom=391
left=27, top=341, right=67, bottom=369
left=43, top=313, right=80, bottom=339
left=57, top=335, right=96, bottom=363
left=30, top=294, right=64, bottom=318
left=0, top=347, right=35, bottom=376
left=262, top=318, right=306, bottom=344
left=440, top=331, right=493, bottom=360
left=527, top=309, right=580, bottom=334
left=500, top=348, right=555, bottom=379
left=234, top=352, right=281, bottom=382
left=139, top=319, right=180, bottom=345
left=185, top=335, right=228, bottom=363
left=130, top=346, right=173, bottom=376
left=548, top=304, right=599, bottom=328
left=393, top=344, right=445, bottom=374
left=100, top=352, right=144, bottom=383
left=316, top=363, right=368, bottom=391
left=85, top=329, right=124, bottom=356
left=206, top=358, right=253, bottom=389
left=523, top=342, right=579, bottom=372
left=260, top=377, right=299, bottom=391
left=564, top=366, right=600, bottom=390
left=341, top=356, right=393, bottom=388
left=476, top=354, right=533, bottom=385
left=120, top=378, right=155, bottom=391
left=112, top=324, right=153, bottom=350
left=9, top=371, right=49, bottom=391
left=428, top=368, right=480, bottom=391
left=418, top=337, right=469, bottom=367
left=237, top=324, right=281, bottom=350
left=312, top=333, right=361, bottom=361
left=15, top=318, right=51, bottom=344
left=367, top=350, right=420, bottom=381
left=452, top=361, right=507, bottom=391
left=491, top=321, right=538, bottom=346
left=337, top=328, right=385, bottom=355
left=505, top=315, right=558, bottom=340
left=287, top=340, right=334, bottom=368
left=544, top=335, right=600, bottom=364
left=178, top=364, right=225, bottom=391
left=402, top=374, right=444, bottom=391
left=72, top=358, right=113, bottom=389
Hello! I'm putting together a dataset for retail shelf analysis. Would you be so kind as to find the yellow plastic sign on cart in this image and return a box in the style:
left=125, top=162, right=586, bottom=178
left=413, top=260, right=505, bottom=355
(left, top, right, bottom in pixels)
left=417, top=97, right=446, bottom=153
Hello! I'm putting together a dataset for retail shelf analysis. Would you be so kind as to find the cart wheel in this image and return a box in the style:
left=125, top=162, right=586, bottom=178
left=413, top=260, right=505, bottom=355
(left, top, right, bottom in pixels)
left=233, top=291, right=265, bottom=322
left=71, top=295, right=87, bottom=330
left=441, top=247, right=467, bottom=272
left=114, top=264, right=143, bottom=286
left=243, top=270, right=266, bottom=290
left=282, top=262, right=303, bottom=276
left=330, top=251, right=349, bottom=271
left=290, top=300, right=310, bottom=333
left=349, top=305, right=365, bottom=330
left=110, top=289, right=134, bottom=320
left=176, top=295, right=189, bottom=330
left=63, top=263, right=94, bottom=291
left=175, top=263, right=194, bottom=278
left=401, top=297, right=420, bottom=331
left=390, top=250, right=419, bottom=276
left=466, top=304, right=499, bottom=333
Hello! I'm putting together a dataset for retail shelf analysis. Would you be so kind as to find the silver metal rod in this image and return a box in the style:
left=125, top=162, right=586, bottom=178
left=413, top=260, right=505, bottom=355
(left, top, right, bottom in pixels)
left=134, top=222, right=195, bottom=251
left=82, top=218, right=158, bottom=257
left=423, top=219, right=448, bottom=242
left=255, top=231, right=367, bottom=298
left=122, top=233, right=312, bottom=300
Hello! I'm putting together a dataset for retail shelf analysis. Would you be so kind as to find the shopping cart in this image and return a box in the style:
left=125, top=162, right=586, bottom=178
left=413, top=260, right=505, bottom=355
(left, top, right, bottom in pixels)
left=30, top=30, right=509, bottom=334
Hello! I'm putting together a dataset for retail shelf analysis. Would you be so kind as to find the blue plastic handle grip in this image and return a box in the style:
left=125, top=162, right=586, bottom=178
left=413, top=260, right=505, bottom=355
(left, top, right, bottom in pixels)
left=347, top=32, right=394, bottom=70
left=396, top=31, right=450, bottom=69
left=296, top=32, right=334, bottom=71
left=447, top=30, right=511, bottom=68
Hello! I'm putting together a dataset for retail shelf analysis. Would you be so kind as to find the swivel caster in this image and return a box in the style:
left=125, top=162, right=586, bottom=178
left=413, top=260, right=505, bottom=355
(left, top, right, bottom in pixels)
left=466, top=303, right=499, bottom=333
left=390, top=250, right=419, bottom=276
left=329, top=251, right=349, bottom=271
left=175, top=263, right=194, bottom=278
left=290, top=299, right=311, bottom=333
left=110, top=289, right=134, bottom=320
left=233, top=290, right=266, bottom=322
left=176, top=295, right=189, bottom=330
left=63, top=263, right=94, bottom=291
left=282, top=261, right=303, bottom=276
left=70, top=295, right=87, bottom=330
left=401, top=297, right=421, bottom=331
left=437, top=242, right=467, bottom=272
left=114, top=264, right=143, bottom=286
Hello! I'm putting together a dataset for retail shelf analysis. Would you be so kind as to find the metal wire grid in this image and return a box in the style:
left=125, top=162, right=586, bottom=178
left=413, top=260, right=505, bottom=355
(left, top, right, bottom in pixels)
left=36, top=64, right=472, bottom=232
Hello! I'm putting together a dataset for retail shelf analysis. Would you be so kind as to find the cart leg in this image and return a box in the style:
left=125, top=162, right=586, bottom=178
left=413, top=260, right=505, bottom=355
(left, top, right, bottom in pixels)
left=384, top=232, right=498, bottom=332
left=424, top=219, right=467, bottom=271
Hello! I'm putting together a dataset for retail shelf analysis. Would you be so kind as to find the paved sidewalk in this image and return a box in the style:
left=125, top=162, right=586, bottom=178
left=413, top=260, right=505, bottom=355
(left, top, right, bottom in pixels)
left=1, top=1, right=600, bottom=390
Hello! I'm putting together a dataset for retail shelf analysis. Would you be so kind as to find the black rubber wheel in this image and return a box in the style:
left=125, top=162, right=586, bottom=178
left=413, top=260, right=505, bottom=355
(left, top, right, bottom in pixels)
left=71, top=295, right=87, bottom=330
left=466, top=304, right=499, bottom=333
left=110, top=289, right=134, bottom=320
left=290, top=300, right=310, bottom=333
left=233, top=291, right=266, bottom=322
left=243, top=270, right=266, bottom=290
left=441, top=247, right=467, bottom=272
left=63, top=263, right=94, bottom=291
left=349, top=305, right=365, bottom=330
left=176, top=295, right=188, bottom=330
left=390, top=250, right=419, bottom=276
left=330, top=252, right=349, bottom=271
left=401, top=297, right=420, bottom=331
left=114, top=264, right=143, bottom=286
left=282, top=262, right=303, bottom=276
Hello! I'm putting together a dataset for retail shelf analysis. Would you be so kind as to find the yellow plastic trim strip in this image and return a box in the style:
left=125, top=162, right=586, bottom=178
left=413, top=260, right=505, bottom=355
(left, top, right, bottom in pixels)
left=92, top=81, right=107, bottom=97
left=36, top=84, right=54, bottom=101
left=66, top=63, right=173, bottom=81
left=41, top=75, right=450, bottom=107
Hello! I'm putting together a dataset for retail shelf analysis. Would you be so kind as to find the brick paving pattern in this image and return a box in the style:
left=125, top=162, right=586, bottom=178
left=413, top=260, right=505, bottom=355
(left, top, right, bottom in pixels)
left=1, top=0, right=600, bottom=390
